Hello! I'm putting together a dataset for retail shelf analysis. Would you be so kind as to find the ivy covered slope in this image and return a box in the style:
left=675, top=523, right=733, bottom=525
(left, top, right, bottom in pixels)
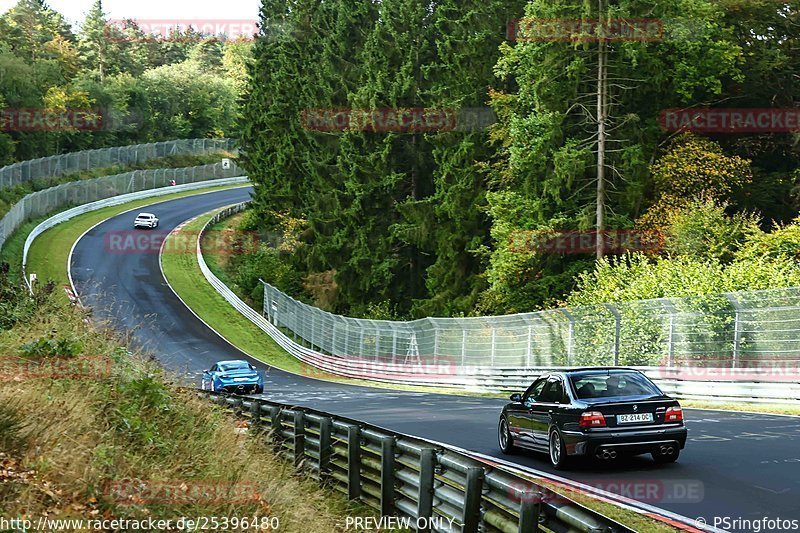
left=238, top=0, right=799, bottom=319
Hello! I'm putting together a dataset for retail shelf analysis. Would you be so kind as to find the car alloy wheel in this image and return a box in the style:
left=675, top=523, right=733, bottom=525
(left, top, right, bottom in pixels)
left=498, top=417, right=515, bottom=454
left=549, top=429, right=569, bottom=469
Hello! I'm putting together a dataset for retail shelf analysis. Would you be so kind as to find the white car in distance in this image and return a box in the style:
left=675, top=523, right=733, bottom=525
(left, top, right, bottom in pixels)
left=133, top=212, right=159, bottom=229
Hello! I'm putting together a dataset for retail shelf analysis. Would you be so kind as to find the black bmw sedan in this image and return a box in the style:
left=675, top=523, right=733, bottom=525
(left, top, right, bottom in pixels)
left=498, top=368, right=687, bottom=469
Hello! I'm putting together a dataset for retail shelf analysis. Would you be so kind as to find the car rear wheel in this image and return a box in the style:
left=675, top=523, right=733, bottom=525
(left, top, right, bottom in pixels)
left=549, top=428, right=570, bottom=470
left=498, top=417, right=516, bottom=454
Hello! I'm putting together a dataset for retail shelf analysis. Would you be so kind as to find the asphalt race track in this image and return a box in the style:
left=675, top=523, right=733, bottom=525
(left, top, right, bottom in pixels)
left=70, top=187, right=800, bottom=531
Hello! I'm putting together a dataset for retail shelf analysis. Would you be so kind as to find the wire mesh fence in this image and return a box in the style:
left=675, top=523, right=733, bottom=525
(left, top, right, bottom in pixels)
left=262, top=282, right=800, bottom=373
left=0, top=161, right=244, bottom=252
left=0, top=138, right=235, bottom=190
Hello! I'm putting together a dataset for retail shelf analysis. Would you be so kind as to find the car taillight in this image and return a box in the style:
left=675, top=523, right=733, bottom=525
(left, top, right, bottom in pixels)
left=579, top=411, right=606, bottom=428
left=665, top=406, right=683, bottom=423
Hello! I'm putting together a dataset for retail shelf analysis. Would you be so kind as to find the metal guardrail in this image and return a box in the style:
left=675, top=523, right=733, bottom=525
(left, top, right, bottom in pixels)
left=0, top=138, right=235, bottom=190
left=196, top=204, right=800, bottom=403
left=200, top=390, right=633, bottom=533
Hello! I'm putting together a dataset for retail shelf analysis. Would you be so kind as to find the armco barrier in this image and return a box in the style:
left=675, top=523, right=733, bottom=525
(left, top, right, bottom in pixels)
left=196, top=203, right=800, bottom=403
left=201, top=390, right=635, bottom=533
left=0, top=138, right=235, bottom=190
left=21, top=175, right=249, bottom=289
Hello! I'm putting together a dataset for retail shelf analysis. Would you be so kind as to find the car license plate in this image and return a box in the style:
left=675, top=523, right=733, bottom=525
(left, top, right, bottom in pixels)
left=234, top=377, right=249, bottom=382
left=617, top=413, right=653, bottom=424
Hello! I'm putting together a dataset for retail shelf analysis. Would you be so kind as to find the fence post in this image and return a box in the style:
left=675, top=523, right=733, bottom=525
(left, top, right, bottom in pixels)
left=462, top=329, right=468, bottom=367
left=293, top=410, right=305, bottom=467
left=462, top=467, right=484, bottom=533
left=380, top=437, right=395, bottom=516
left=661, top=299, right=677, bottom=367
left=560, top=309, right=575, bottom=366
left=490, top=328, right=497, bottom=366
left=417, top=448, right=435, bottom=531
left=604, top=304, right=621, bottom=366
left=346, top=425, right=361, bottom=500
left=526, top=324, right=533, bottom=367
left=726, top=294, right=742, bottom=369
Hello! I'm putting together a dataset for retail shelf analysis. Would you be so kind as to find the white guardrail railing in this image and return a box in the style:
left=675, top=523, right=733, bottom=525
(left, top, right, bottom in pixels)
left=21, top=176, right=250, bottom=289
left=197, top=203, right=800, bottom=404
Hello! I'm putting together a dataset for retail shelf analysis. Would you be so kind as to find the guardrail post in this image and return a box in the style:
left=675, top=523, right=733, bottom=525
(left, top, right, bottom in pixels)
left=346, top=425, right=361, bottom=500
left=249, top=400, right=262, bottom=426
left=270, top=407, right=282, bottom=450
left=319, top=417, right=332, bottom=477
left=417, top=448, right=435, bottom=531
left=462, top=467, right=483, bottom=533
left=293, top=410, right=305, bottom=467
left=517, top=485, right=541, bottom=533
left=380, top=437, right=396, bottom=516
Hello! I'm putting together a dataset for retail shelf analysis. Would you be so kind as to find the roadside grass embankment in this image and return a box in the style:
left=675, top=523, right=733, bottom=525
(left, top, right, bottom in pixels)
left=0, top=271, right=382, bottom=532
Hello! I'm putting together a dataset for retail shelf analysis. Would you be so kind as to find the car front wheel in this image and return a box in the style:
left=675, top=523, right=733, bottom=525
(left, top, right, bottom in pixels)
left=549, top=428, right=570, bottom=470
left=498, top=416, right=516, bottom=454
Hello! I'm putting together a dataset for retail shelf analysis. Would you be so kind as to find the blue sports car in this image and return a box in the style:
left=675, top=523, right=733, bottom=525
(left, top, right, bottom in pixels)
left=201, top=360, right=264, bottom=394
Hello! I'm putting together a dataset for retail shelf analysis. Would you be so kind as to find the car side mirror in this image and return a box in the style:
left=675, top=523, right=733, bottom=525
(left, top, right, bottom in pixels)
left=203, top=370, right=210, bottom=374
left=510, top=393, right=522, bottom=403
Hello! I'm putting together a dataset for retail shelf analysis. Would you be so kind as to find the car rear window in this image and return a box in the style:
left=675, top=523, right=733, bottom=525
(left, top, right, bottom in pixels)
left=570, top=372, right=661, bottom=399
left=220, top=363, right=249, bottom=371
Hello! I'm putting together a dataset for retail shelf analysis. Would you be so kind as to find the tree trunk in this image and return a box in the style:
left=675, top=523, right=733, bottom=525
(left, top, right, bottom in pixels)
left=595, top=0, right=608, bottom=260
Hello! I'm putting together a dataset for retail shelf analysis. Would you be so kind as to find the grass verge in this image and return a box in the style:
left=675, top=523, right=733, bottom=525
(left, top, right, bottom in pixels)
left=0, top=279, right=380, bottom=531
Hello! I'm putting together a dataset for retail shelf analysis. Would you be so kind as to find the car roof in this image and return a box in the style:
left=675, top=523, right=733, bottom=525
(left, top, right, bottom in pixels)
left=137, top=212, right=155, bottom=217
left=545, top=367, right=643, bottom=378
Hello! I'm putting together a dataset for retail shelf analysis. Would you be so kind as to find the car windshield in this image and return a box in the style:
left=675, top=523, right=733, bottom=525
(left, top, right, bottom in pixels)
left=570, top=372, right=661, bottom=400
left=220, top=362, right=250, bottom=372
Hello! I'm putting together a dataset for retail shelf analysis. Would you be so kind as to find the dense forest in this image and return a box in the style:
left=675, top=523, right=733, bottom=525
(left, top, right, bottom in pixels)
left=0, top=0, right=249, bottom=164
left=237, top=0, right=800, bottom=319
